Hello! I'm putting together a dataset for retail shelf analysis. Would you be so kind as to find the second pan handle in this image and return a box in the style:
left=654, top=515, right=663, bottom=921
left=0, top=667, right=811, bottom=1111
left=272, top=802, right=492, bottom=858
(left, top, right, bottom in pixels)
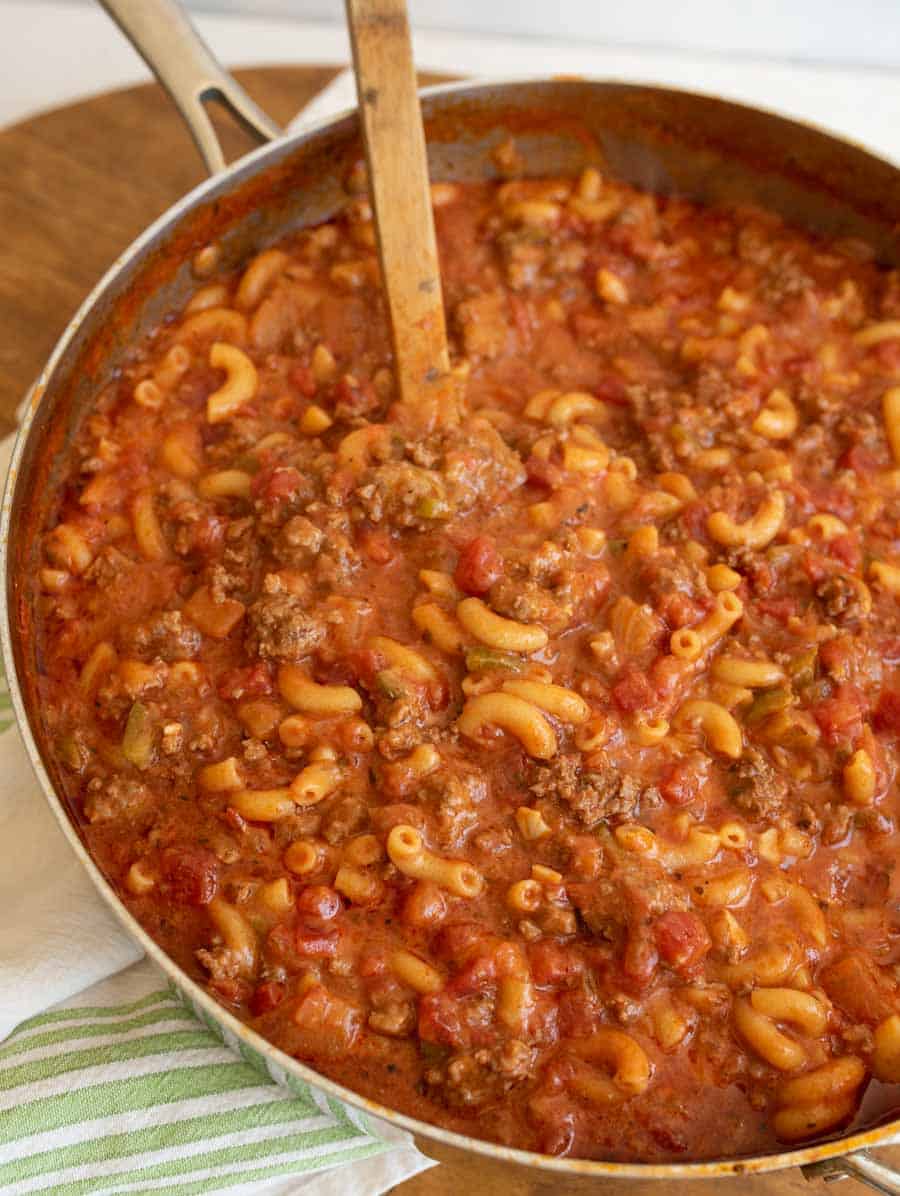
left=98, top=0, right=282, bottom=175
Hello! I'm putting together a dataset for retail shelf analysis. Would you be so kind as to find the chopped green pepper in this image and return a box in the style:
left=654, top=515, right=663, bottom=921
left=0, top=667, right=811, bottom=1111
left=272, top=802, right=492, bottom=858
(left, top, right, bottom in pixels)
left=744, top=686, right=792, bottom=726
left=121, top=701, right=155, bottom=770
left=607, top=539, right=628, bottom=556
left=464, top=646, right=524, bottom=674
left=787, top=647, right=817, bottom=690
left=376, top=669, right=408, bottom=701
left=58, top=732, right=87, bottom=772
left=415, top=494, right=450, bottom=520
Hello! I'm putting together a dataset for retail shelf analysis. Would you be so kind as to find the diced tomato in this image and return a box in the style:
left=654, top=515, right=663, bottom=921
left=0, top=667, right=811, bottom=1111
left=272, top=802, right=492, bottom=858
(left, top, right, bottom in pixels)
left=658, top=592, right=701, bottom=630
left=829, top=533, right=863, bottom=572
left=339, top=648, right=380, bottom=689
left=289, top=362, right=317, bottom=397
left=327, top=466, right=356, bottom=502
left=433, top=921, right=490, bottom=963
left=528, top=941, right=584, bottom=987
left=293, top=927, right=340, bottom=957
left=659, top=757, right=706, bottom=807
left=418, top=990, right=493, bottom=1049
left=756, top=596, right=799, bottom=623
left=358, top=952, right=388, bottom=980
left=296, top=885, right=341, bottom=925
left=251, top=465, right=303, bottom=505
left=649, top=653, right=689, bottom=709
left=525, top=454, right=563, bottom=490
left=189, top=514, right=226, bottom=558
left=813, top=683, right=868, bottom=747
left=250, top=980, right=285, bottom=1016
left=160, top=846, right=219, bottom=906
left=334, top=375, right=379, bottom=418
left=269, top=396, right=299, bottom=422
left=653, top=911, right=711, bottom=974
left=874, top=689, right=900, bottom=734
left=179, top=366, right=220, bottom=409
left=819, top=635, right=854, bottom=680
left=356, top=524, right=395, bottom=564
left=679, top=502, right=710, bottom=542
left=595, top=376, right=628, bottom=406
left=840, top=443, right=880, bottom=475
left=557, top=987, right=603, bottom=1038
left=611, top=669, right=655, bottom=714
left=820, top=951, right=899, bottom=1023
left=802, top=551, right=830, bottom=585
left=455, top=536, right=503, bottom=595
left=808, top=483, right=856, bottom=522
left=217, top=661, right=273, bottom=701
left=447, top=954, right=499, bottom=996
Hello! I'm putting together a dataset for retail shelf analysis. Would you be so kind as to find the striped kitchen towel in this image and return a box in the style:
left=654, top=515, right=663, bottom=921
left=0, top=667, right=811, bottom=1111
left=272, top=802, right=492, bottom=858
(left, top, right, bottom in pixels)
left=0, top=958, right=430, bottom=1195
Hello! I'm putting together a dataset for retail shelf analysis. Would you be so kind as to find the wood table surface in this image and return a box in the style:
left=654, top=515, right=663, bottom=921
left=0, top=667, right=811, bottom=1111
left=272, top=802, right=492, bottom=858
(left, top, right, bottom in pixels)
left=0, top=61, right=893, bottom=1196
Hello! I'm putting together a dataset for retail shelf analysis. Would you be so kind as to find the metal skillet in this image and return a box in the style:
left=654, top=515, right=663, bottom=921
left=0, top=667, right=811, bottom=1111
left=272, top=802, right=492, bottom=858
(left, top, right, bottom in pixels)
left=4, top=0, right=900, bottom=1188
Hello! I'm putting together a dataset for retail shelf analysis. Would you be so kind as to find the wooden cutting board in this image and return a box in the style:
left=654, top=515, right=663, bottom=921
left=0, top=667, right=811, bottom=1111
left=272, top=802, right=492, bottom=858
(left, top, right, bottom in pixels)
left=1, top=63, right=894, bottom=1196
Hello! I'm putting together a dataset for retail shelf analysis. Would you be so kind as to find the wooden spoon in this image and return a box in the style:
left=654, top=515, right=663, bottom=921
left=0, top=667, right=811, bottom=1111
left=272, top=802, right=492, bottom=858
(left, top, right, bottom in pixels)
left=345, top=0, right=451, bottom=409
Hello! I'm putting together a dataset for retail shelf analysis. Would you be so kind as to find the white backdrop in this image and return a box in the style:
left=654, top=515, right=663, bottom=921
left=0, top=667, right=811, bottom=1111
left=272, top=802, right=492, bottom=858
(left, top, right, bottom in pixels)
left=5, top=0, right=900, bottom=169
left=182, top=0, right=900, bottom=68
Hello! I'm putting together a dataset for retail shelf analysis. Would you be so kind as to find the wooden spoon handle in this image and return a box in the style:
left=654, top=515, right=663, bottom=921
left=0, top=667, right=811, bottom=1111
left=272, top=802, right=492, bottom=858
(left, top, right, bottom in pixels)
left=346, top=0, right=450, bottom=405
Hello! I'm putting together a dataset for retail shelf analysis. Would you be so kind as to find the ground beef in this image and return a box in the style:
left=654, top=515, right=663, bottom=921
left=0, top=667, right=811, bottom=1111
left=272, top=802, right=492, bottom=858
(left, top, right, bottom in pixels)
left=637, top=550, right=706, bottom=607
left=815, top=574, right=866, bottom=624
left=355, top=462, right=450, bottom=529
left=273, top=515, right=324, bottom=568
left=83, top=775, right=153, bottom=824
left=246, top=593, right=326, bottom=661
left=121, top=610, right=202, bottom=660
left=569, top=856, right=689, bottom=943
left=489, top=576, right=565, bottom=628
left=420, top=770, right=487, bottom=849
left=822, top=803, right=854, bottom=845
left=321, top=797, right=368, bottom=845
left=220, top=517, right=259, bottom=591
left=368, top=1000, right=415, bottom=1038
left=83, top=546, right=133, bottom=587
left=440, top=420, right=526, bottom=514
left=530, top=754, right=658, bottom=827
left=425, top=1040, right=536, bottom=1108
left=196, top=946, right=246, bottom=984
left=726, top=748, right=789, bottom=821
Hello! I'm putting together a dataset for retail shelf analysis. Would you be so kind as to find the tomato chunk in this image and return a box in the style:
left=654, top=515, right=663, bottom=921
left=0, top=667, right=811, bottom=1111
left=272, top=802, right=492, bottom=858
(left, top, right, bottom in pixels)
left=160, top=846, right=219, bottom=906
left=653, top=911, right=710, bottom=974
left=875, top=689, right=900, bottom=733
left=217, top=661, right=273, bottom=701
left=250, top=980, right=285, bottom=1017
left=296, top=885, right=341, bottom=925
left=612, top=669, right=655, bottom=714
left=813, top=683, right=867, bottom=748
left=455, top=537, right=503, bottom=595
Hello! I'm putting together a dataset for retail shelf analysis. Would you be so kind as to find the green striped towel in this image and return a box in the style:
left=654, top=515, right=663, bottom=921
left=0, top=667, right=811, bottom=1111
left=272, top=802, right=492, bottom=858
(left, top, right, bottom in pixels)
left=0, top=960, right=431, bottom=1195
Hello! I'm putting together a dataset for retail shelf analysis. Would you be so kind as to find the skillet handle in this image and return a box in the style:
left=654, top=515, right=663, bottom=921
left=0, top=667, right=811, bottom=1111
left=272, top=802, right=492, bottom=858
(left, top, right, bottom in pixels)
left=803, top=1150, right=900, bottom=1195
left=97, top=0, right=282, bottom=174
